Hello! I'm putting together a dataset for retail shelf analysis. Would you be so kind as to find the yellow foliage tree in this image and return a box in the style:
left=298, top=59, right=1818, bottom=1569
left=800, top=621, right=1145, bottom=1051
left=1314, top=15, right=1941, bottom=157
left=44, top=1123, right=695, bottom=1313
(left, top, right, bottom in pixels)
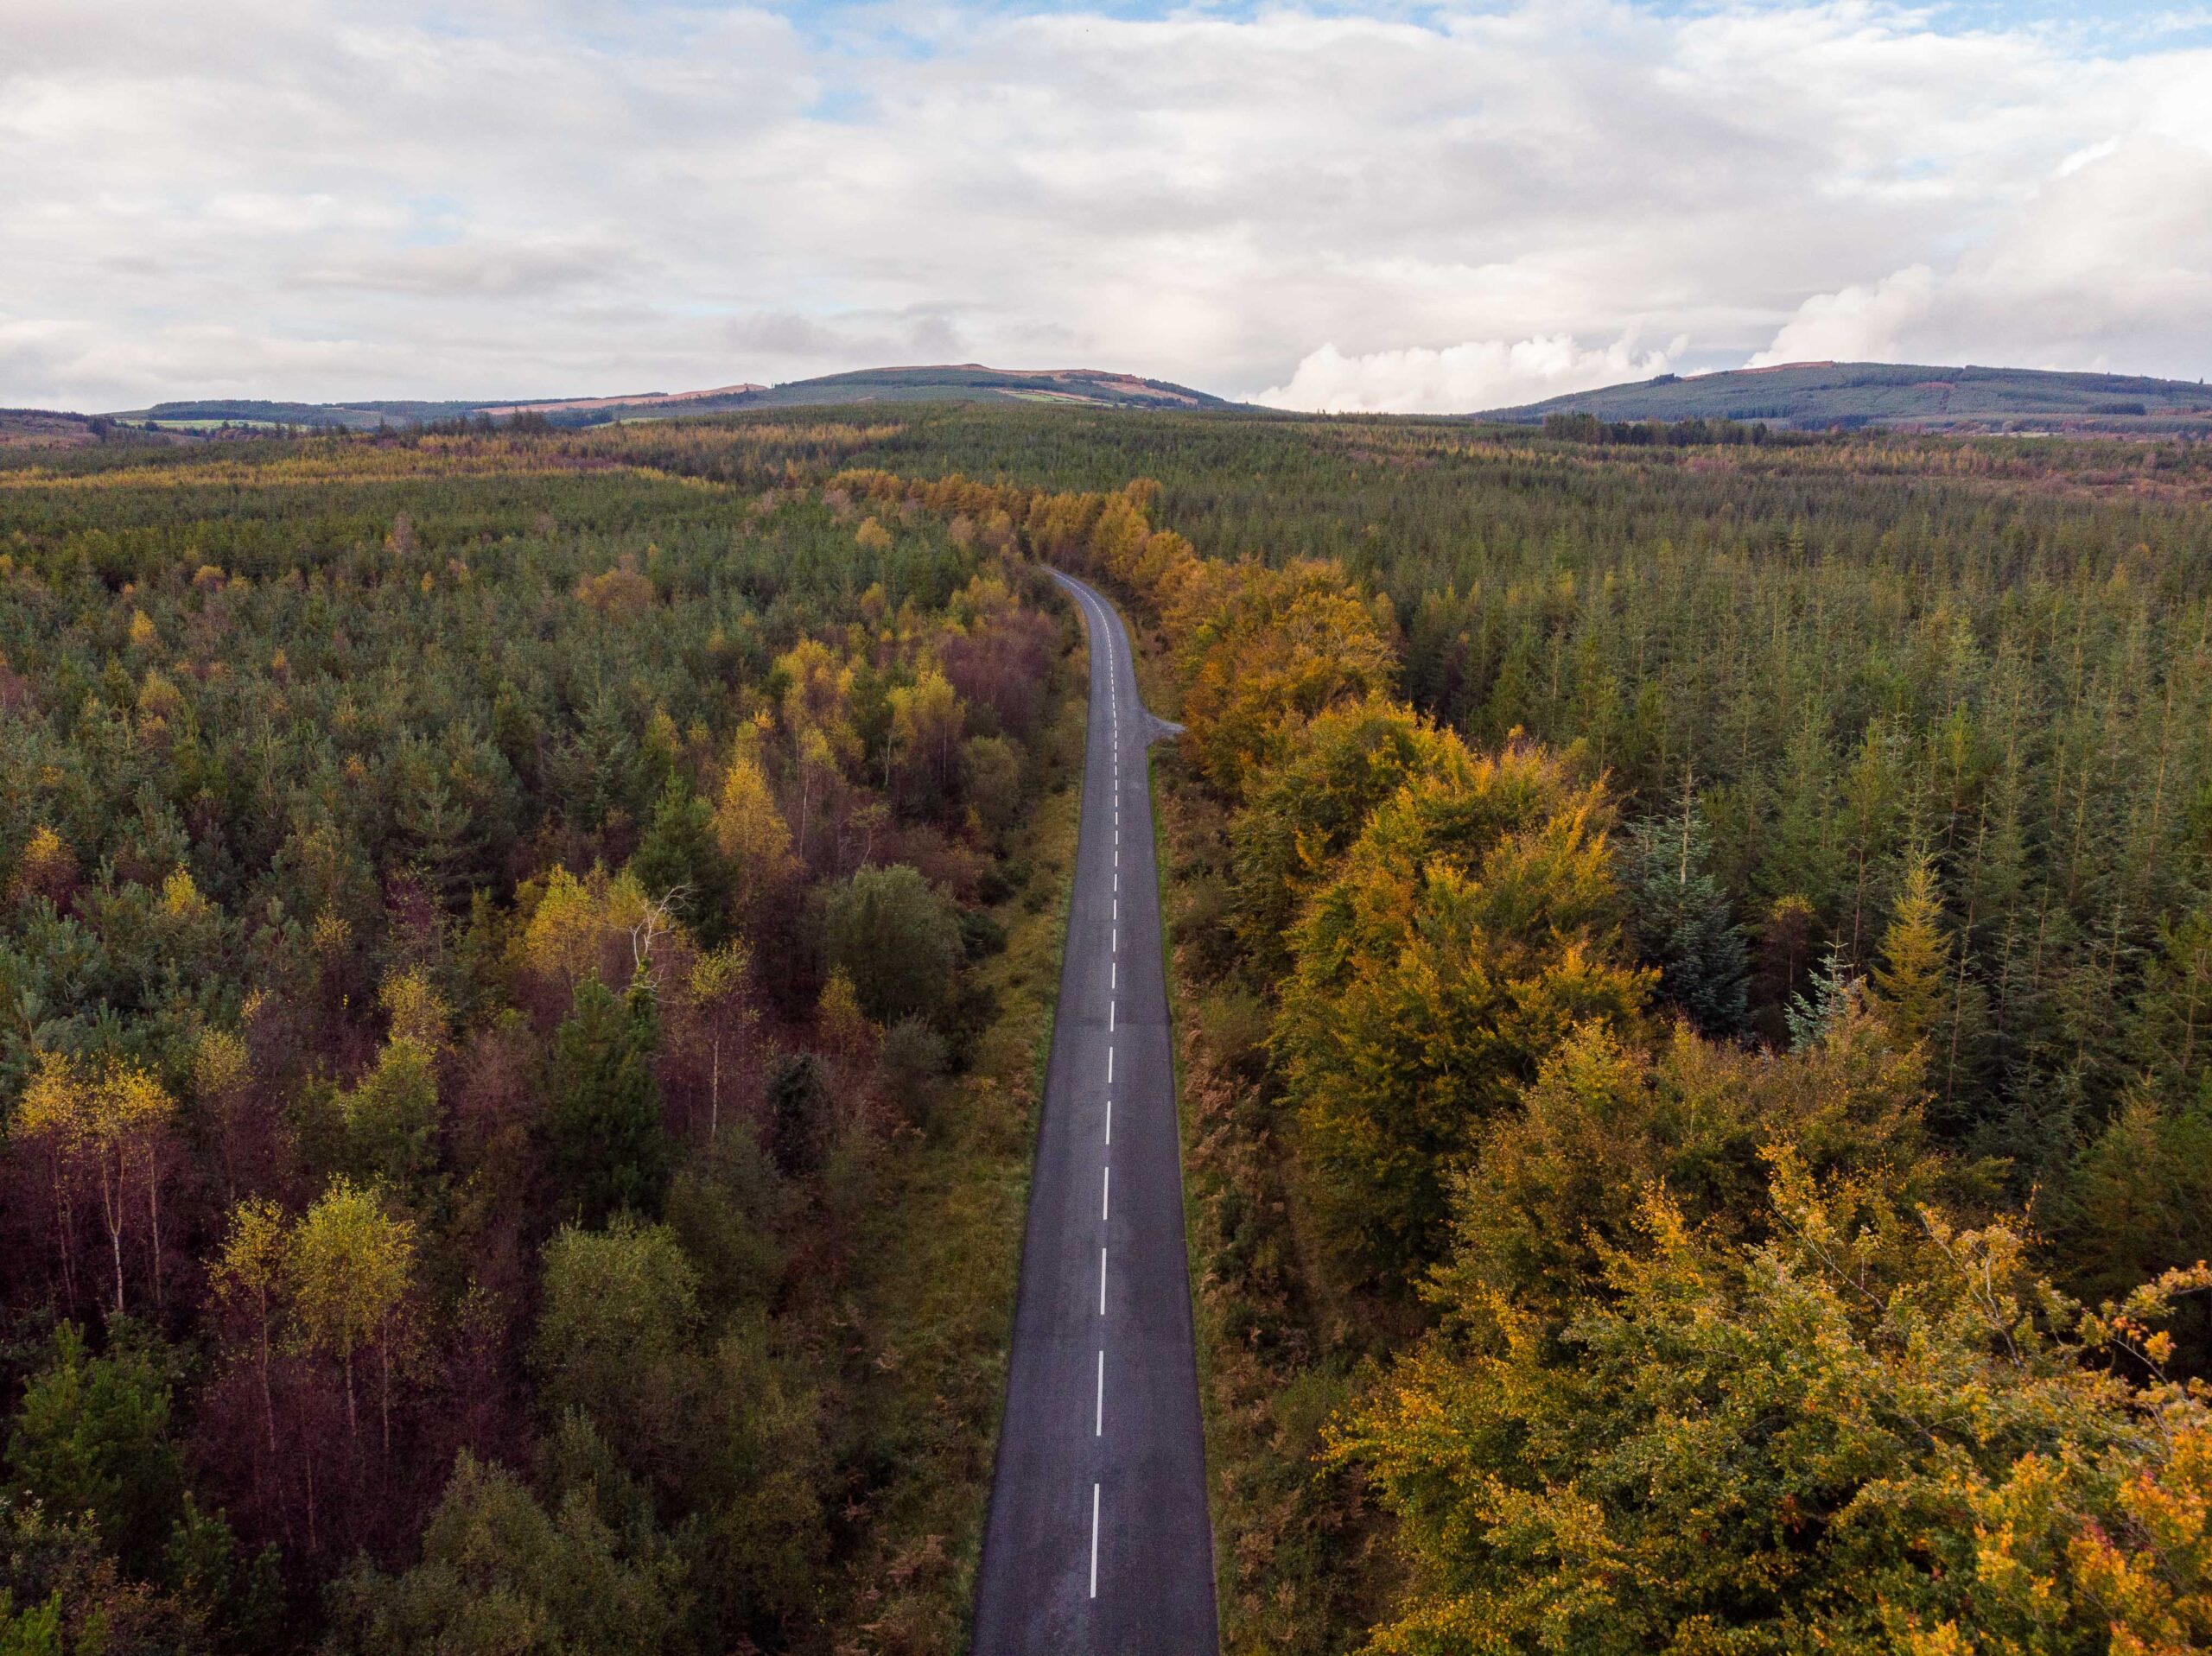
left=378, top=964, right=450, bottom=1050
left=1274, top=739, right=1648, bottom=1284
left=687, top=942, right=756, bottom=1144
left=289, top=1178, right=416, bottom=1452
left=713, top=735, right=797, bottom=899
left=1173, top=559, right=1399, bottom=800
left=16, top=1052, right=177, bottom=1315
left=10, top=824, right=77, bottom=906
left=518, top=866, right=652, bottom=991
left=817, top=968, right=873, bottom=1060
left=214, top=1196, right=290, bottom=1452
left=1872, top=848, right=1953, bottom=1050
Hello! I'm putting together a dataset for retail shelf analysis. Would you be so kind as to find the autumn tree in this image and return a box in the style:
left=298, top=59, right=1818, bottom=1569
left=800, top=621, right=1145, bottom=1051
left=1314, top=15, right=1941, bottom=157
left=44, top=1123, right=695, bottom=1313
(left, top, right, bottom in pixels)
left=16, top=1053, right=178, bottom=1317
left=1872, top=847, right=1954, bottom=1050
left=1274, top=739, right=1649, bottom=1285
left=1338, top=1155, right=2212, bottom=1654
left=289, top=1179, right=416, bottom=1454
left=1173, top=559, right=1398, bottom=800
left=212, top=1199, right=288, bottom=1458
left=1230, top=695, right=1455, bottom=982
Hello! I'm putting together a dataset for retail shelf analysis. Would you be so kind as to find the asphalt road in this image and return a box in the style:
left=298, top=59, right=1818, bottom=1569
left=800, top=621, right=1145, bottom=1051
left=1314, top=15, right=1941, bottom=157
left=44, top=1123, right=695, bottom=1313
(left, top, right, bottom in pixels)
left=970, top=573, right=1218, bottom=1655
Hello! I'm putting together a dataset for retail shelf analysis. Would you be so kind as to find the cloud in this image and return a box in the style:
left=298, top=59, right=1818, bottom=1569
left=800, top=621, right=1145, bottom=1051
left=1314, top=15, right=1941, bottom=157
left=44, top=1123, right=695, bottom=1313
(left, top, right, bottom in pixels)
left=1255, top=333, right=1685, bottom=415
left=0, top=1, right=2209, bottom=409
left=292, top=240, right=627, bottom=298
left=1751, top=268, right=1939, bottom=367
left=1754, top=137, right=2212, bottom=371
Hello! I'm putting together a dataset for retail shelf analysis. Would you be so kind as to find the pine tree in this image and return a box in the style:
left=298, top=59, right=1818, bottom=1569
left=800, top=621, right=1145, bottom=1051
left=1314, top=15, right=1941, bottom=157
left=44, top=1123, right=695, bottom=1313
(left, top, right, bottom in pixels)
left=546, top=978, right=670, bottom=1225
left=1624, top=777, right=1749, bottom=1037
left=631, top=777, right=733, bottom=945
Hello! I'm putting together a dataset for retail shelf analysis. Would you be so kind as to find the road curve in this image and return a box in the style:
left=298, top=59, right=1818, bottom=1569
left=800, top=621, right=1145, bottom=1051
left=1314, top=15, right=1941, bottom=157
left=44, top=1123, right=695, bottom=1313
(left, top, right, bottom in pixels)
left=971, top=573, right=1218, bottom=1654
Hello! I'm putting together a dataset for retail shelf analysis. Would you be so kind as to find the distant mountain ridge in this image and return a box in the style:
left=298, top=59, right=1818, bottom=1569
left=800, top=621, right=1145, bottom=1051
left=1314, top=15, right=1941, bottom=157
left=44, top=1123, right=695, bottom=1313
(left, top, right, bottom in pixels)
left=1479, top=361, right=2212, bottom=434
left=96, top=364, right=1229, bottom=431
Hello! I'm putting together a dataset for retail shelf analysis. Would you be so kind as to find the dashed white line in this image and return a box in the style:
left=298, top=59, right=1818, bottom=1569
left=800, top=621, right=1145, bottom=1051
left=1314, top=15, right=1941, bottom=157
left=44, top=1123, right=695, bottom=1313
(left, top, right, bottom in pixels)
left=1110, top=960, right=1116, bottom=990
left=1103, top=1164, right=1111, bottom=1221
left=1098, top=1247, right=1108, bottom=1314
left=1104, top=1096, right=1111, bottom=1144
left=1109, top=1000, right=1116, bottom=1031
left=1090, top=1482, right=1101, bottom=1598
left=1096, top=1349, right=1105, bottom=1436
left=1107, top=1045, right=1114, bottom=1084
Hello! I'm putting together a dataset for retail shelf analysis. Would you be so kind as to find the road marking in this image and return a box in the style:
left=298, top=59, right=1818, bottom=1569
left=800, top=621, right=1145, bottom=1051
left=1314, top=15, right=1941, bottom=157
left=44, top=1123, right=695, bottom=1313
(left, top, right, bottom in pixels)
left=1099, top=1248, right=1108, bottom=1314
left=1090, top=1482, right=1101, bottom=1598
left=1103, top=1164, right=1110, bottom=1221
left=1110, top=960, right=1116, bottom=990
left=1107, top=1045, right=1114, bottom=1083
left=1113, top=898, right=1118, bottom=922
left=1104, top=1096, right=1111, bottom=1144
left=1109, top=1000, right=1115, bottom=1031
left=1096, top=1349, right=1104, bottom=1436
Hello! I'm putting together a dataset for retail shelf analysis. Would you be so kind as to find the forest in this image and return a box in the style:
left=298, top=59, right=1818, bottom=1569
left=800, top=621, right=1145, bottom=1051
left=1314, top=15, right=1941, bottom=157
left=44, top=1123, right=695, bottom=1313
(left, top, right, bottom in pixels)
left=820, top=409, right=2212, bottom=1653
left=0, top=423, right=1085, bottom=1652
left=7, top=403, right=2212, bottom=1652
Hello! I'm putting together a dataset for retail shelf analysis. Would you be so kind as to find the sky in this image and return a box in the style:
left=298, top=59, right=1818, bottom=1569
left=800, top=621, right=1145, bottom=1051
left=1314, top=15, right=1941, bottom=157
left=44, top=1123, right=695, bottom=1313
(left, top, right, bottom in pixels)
left=3, top=0, right=2210, bottom=414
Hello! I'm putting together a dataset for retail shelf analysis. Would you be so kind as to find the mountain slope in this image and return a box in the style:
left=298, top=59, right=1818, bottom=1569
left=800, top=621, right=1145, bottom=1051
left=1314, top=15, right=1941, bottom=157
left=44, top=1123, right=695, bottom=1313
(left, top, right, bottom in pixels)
left=1480, top=361, right=2212, bottom=434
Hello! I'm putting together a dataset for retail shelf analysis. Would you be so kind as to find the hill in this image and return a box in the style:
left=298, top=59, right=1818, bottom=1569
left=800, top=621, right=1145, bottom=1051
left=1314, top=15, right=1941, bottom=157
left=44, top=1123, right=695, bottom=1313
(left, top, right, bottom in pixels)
left=1479, top=360, right=2212, bottom=434
left=95, top=365, right=1230, bottom=434
left=696, top=364, right=1228, bottom=410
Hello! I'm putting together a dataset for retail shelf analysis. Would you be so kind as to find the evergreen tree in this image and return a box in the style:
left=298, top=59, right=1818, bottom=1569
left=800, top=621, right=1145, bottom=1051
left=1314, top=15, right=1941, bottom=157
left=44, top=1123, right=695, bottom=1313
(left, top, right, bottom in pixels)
left=546, top=978, right=670, bottom=1225
left=1624, top=779, right=1749, bottom=1037
left=1872, top=847, right=1953, bottom=1050
left=630, top=777, right=733, bottom=946
left=766, top=1052, right=831, bottom=1178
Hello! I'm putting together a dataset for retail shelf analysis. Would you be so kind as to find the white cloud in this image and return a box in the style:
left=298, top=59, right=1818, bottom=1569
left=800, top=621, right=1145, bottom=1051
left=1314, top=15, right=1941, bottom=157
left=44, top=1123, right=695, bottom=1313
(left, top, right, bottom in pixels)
left=1754, top=136, right=2212, bottom=370
left=1751, top=267, right=1939, bottom=367
left=1255, top=333, right=1685, bottom=415
left=0, top=1, right=2208, bottom=409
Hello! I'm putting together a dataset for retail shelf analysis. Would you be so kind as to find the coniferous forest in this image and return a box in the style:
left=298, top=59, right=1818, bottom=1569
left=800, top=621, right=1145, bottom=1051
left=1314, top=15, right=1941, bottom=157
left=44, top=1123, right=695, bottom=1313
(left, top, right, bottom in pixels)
left=8, top=405, right=2212, bottom=1651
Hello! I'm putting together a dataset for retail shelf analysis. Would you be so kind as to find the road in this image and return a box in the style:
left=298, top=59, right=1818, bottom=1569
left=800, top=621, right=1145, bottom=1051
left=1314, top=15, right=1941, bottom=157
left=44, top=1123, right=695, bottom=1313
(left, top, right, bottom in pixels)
left=970, top=572, right=1218, bottom=1654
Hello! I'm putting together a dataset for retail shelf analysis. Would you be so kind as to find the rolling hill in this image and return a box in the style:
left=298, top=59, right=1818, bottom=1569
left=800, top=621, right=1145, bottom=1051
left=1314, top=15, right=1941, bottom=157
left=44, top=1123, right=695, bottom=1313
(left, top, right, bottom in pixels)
left=98, top=365, right=1230, bottom=432
left=1479, top=361, right=2212, bottom=434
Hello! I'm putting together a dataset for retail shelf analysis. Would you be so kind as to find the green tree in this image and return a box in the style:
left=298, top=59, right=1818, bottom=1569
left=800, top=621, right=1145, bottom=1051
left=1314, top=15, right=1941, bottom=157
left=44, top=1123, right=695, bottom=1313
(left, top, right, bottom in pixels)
left=1623, top=782, right=1749, bottom=1037
left=766, top=1052, right=831, bottom=1178
left=322, top=1453, right=688, bottom=1656
left=5, top=1323, right=182, bottom=1578
left=340, top=1037, right=442, bottom=1201
left=628, top=778, right=732, bottom=947
left=531, top=1219, right=702, bottom=1500
left=821, top=864, right=959, bottom=1026
left=545, top=978, right=669, bottom=1226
